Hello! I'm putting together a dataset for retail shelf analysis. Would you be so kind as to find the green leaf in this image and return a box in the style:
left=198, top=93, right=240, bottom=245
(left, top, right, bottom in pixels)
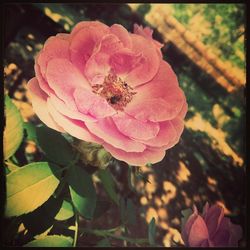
left=98, top=169, right=119, bottom=205
left=67, top=165, right=97, bottom=220
left=24, top=122, right=37, bottom=142
left=55, top=200, right=74, bottom=221
left=5, top=162, right=63, bottom=217
left=5, top=161, right=19, bottom=175
left=96, top=238, right=111, bottom=247
left=4, top=95, right=23, bottom=160
left=23, top=195, right=63, bottom=237
left=36, top=126, right=75, bottom=165
left=148, top=217, right=156, bottom=246
left=24, top=235, right=73, bottom=247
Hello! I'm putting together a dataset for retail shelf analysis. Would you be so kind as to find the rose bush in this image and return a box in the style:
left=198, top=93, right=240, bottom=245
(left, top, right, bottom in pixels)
left=181, top=203, right=242, bottom=247
left=27, top=21, right=187, bottom=166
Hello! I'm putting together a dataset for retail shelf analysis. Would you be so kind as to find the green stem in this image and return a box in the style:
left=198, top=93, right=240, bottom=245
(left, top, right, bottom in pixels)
left=77, top=226, right=149, bottom=245
left=73, top=213, right=79, bottom=247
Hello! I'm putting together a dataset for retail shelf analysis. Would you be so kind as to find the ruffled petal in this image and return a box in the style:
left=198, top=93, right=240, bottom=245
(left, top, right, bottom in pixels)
left=37, top=36, right=70, bottom=79
left=84, top=34, right=124, bottom=85
left=27, top=77, right=64, bottom=132
left=110, top=24, right=132, bottom=48
left=48, top=94, right=96, bottom=122
left=71, top=20, right=109, bottom=37
left=125, top=61, right=185, bottom=122
left=84, top=117, right=146, bottom=153
left=46, top=58, right=91, bottom=109
left=112, top=113, right=159, bottom=141
left=73, top=87, right=116, bottom=119
left=133, top=24, right=164, bottom=51
left=139, top=120, right=177, bottom=148
left=47, top=98, right=102, bottom=144
left=109, top=48, right=142, bottom=77
left=102, top=143, right=166, bottom=166
left=124, top=33, right=160, bottom=87
left=34, top=54, right=55, bottom=96
left=70, top=24, right=109, bottom=73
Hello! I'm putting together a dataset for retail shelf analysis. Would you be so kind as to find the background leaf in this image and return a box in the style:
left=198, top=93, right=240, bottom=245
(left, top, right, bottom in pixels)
left=67, top=165, right=97, bottom=220
left=97, top=169, right=120, bottom=205
left=4, top=95, right=23, bottom=160
left=24, top=235, right=73, bottom=247
left=23, top=195, right=63, bottom=237
left=55, top=200, right=74, bottom=221
left=148, top=217, right=156, bottom=246
left=23, top=122, right=37, bottom=143
left=36, top=126, right=75, bottom=165
left=6, top=162, right=63, bottom=217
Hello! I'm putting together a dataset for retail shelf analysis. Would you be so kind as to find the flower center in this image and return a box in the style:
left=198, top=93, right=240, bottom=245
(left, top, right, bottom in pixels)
left=92, top=74, right=136, bottom=111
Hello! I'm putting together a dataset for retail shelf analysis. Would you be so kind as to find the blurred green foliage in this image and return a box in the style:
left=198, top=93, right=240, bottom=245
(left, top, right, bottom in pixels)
left=172, top=4, right=245, bottom=69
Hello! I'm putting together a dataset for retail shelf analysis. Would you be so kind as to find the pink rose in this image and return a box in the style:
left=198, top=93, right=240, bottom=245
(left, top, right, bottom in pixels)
left=27, top=21, right=187, bottom=166
left=181, top=203, right=243, bottom=247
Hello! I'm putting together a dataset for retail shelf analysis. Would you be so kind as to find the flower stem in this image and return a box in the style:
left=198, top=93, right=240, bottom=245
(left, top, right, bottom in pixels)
left=73, top=213, right=79, bottom=247
left=77, top=226, right=149, bottom=245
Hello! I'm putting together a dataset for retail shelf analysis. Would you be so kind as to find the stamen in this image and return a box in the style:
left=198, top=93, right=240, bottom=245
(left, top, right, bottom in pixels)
left=92, top=74, right=136, bottom=111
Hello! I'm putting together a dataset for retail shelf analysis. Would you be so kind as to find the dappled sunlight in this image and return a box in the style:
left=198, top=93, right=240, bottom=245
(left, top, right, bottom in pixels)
left=146, top=207, right=158, bottom=224
left=162, top=227, right=183, bottom=247
left=44, top=7, right=73, bottom=31
left=185, top=113, right=243, bottom=166
left=162, top=181, right=177, bottom=205
left=176, top=161, right=191, bottom=183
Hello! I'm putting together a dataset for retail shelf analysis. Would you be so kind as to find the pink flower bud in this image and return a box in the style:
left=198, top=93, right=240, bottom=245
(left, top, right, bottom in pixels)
left=181, top=203, right=242, bottom=247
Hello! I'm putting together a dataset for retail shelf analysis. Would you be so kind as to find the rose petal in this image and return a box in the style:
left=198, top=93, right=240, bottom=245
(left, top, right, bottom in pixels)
left=35, top=54, right=55, bottom=96
left=73, top=87, right=116, bottom=119
left=125, top=61, right=185, bottom=122
left=139, top=120, right=177, bottom=148
left=112, top=113, right=160, bottom=141
left=71, top=20, right=109, bottom=37
left=103, top=143, right=166, bottom=166
left=228, top=221, right=242, bottom=247
left=133, top=24, right=164, bottom=51
left=211, top=217, right=231, bottom=247
left=109, top=48, right=142, bottom=76
left=84, top=117, right=146, bottom=153
left=47, top=98, right=102, bottom=144
left=37, top=36, right=70, bottom=79
left=48, top=95, right=96, bottom=122
left=70, top=24, right=109, bottom=73
left=27, top=77, right=64, bottom=132
left=188, top=215, right=209, bottom=247
left=46, top=58, right=91, bottom=109
left=84, top=34, right=124, bottom=85
left=110, top=24, right=132, bottom=48
left=178, top=101, right=188, bottom=119
left=181, top=206, right=199, bottom=246
left=204, top=204, right=224, bottom=238
left=124, top=33, right=160, bottom=87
